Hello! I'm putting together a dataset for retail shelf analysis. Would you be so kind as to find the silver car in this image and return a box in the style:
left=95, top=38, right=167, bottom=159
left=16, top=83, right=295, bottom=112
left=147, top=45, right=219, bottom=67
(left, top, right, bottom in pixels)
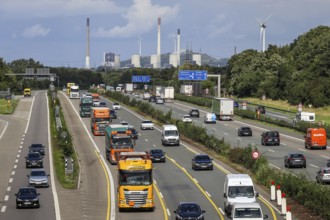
left=27, top=169, right=49, bottom=188
left=316, top=167, right=330, bottom=184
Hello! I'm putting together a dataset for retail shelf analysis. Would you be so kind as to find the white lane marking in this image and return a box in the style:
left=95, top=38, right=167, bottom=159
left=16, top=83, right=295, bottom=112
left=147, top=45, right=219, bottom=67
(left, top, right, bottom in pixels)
left=224, top=133, right=229, bottom=136
left=9, top=178, right=13, bottom=183
left=16, top=154, right=20, bottom=158
left=24, top=92, right=36, bottom=134
left=22, top=137, right=24, bottom=141
left=270, top=164, right=281, bottom=170
left=219, top=207, right=225, bottom=215
left=13, top=165, right=17, bottom=169
left=298, top=148, right=306, bottom=152
left=159, top=192, right=164, bottom=199
left=310, top=164, right=319, bottom=169
left=153, top=144, right=156, bottom=148
left=224, top=124, right=228, bottom=126
left=236, top=138, right=242, bottom=141
left=1, top=206, right=6, bottom=213
left=20, top=142, right=23, bottom=145
left=321, top=155, right=330, bottom=159
left=145, top=139, right=149, bottom=142
left=15, top=159, right=18, bottom=163
left=212, top=128, right=217, bottom=131
left=205, top=191, right=211, bottom=197
left=18, top=149, right=21, bottom=153
left=7, top=186, right=11, bottom=192
left=0, top=119, right=9, bottom=140
left=282, top=143, right=287, bottom=146
left=193, top=178, right=199, bottom=184
left=23, top=134, right=25, bottom=137
left=11, top=171, right=15, bottom=175
left=166, top=209, right=171, bottom=216
left=267, top=149, right=275, bottom=153
left=20, top=145, right=22, bottom=149
left=4, top=195, right=9, bottom=201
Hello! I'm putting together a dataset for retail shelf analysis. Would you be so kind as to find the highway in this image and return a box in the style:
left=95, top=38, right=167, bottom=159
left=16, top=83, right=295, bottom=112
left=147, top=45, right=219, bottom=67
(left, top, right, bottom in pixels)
left=0, top=92, right=58, bottom=220
left=130, top=95, right=330, bottom=181
left=63, top=92, right=282, bottom=220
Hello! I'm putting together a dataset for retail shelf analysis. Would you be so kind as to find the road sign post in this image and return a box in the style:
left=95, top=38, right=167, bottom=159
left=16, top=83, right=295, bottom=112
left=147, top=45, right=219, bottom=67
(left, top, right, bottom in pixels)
left=252, top=149, right=260, bottom=160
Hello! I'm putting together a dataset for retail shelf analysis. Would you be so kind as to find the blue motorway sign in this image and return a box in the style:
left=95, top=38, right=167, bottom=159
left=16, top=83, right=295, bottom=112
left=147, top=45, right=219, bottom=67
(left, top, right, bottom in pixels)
left=178, top=70, right=208, bottom=81
left=132, top=75, right=151, bottom=83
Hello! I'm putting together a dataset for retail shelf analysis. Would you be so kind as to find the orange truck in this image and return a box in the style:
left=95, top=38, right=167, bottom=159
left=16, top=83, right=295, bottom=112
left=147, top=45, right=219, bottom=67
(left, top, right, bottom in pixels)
left=304, top=127, right=327, bottom=150
left=90, top=107, right=111, bottom=136
left=105, top=124, right=135, bottom=164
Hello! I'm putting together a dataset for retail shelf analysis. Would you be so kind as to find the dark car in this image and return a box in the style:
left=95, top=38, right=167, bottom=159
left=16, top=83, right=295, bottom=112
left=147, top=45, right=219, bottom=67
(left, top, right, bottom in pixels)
left=174, top=202, right=205, bottom=220
left=261, top=131, right=280, bottom=146
left=27, top=169, right=49, bottom=188
left=234, top=101, right=239, bottom=108
left=29, top=144, right=45, bottom=156
left=189, top=109, right=200, bottom=118
left=15, top=187, right=40, bottom=209
left=327, top=160, right=330, bottom=167
left=128, top=126, right=139, bottom=139
left=25, top=152, right=43, bottom=168
left=150, top=149, right=166, bottom=163
left=99, top=102, right=107, bottom=107
left=238, top=127, right=253, bottom=136
left=192, top=154, right=213, bottom=170
left=284, top=153, right=306, bottom=168
left=149, top=96, right=157, bottom=102
left=110, top=109, right=117, bottom=119
left=256, top=106, right=266, bottom=114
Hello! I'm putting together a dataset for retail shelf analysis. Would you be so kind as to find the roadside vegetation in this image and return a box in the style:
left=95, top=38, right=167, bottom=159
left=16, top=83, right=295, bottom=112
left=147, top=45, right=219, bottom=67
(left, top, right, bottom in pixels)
left=0, top=98, right=18, bottom=114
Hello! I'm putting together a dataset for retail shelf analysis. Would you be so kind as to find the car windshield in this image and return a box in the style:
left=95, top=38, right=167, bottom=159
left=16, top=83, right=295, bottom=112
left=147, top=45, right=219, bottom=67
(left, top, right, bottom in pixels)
left=119, top=171, right=152, bottom=186
left=112, top=137, right=132, bottom=149
left=142, top=120, right=152, bottom=124
left=191, top=110, right=198, bottom=113
left=196, top=155, right=210, bottom=161
left=179, top=204, right=201, bottom=213
left=234, top=208, right=262, bottom=218
left=228, top=186, right=254, bottom=198
left=165, top=130, right=178, bottom=136
left=323, top=169, right=330, bottom=174
left=31, top=144, right=43, bottom=148
left=113, top=103, right=119, bottom=105
left=151, top=149, right=163, bottom=154
left=28, top=153, right=41, bottom=159
left=31, top=170, right=46, bottom=176
left=19, top=188, right=37, bottom=196
left=183, top=116, right=190, bottom=119
left=267, top=132, right=279, bottom=137
left=242, top=127, right=251, bottom=131
left=290, top=154, right=304, bottom=158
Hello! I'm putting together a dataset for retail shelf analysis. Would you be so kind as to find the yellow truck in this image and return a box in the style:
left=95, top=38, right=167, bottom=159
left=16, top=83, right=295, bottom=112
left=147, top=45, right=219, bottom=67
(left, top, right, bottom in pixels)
left=23, top=88, right=31, bottom=97
left=66, top=83, right=75, bottom=95
left=117, top=152, right=154, bottom=212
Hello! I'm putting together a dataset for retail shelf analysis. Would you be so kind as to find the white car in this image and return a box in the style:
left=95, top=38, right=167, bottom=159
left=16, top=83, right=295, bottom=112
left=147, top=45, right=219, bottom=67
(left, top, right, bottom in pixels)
left=156, top=98, right=165, bottom=104
left=134, top=93, right=140, bottom=98
left=113, top=102, right=121, bottom=110
left=141, top=120, right=154, bottom=130
left=181, top=115, right=192, bottom=123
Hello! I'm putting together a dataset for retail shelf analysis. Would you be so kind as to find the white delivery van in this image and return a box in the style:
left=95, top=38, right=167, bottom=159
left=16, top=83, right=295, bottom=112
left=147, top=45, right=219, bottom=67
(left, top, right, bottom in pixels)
left=223, top=174, right=258, bottom=215
left=204, top=113, right=216, bottom=124
left=232, top=202, right=268, bottom=220
left=161, top=125, right=180, bottom=146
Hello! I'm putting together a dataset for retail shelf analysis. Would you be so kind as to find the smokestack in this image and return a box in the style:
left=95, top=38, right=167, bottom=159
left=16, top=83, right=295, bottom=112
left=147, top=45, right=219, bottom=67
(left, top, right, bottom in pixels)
left=157, top=17, right=161, bottom=68
left=177, top=28, right=180, bottom=66
left=85, top=18, right=90, bottom=69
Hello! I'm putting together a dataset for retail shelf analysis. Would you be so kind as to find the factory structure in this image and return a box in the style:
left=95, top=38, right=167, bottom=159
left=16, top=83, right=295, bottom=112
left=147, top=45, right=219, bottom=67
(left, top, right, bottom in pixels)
left=85, top=17, right=202, bottom=69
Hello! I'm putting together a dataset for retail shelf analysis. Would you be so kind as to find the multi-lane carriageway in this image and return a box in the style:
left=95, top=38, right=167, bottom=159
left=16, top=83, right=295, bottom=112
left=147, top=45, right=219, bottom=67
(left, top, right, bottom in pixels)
left=2, top=90, right=328, bottom=220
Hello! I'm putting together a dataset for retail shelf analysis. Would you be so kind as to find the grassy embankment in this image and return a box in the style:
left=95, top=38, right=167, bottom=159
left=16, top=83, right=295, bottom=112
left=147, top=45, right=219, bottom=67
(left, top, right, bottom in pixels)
left=0, top=99, right=18, bottom=114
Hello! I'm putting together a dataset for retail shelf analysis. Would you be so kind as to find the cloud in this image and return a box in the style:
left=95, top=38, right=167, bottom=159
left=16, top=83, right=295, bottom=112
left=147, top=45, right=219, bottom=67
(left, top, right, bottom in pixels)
left=22, top=24, right=51, bottom=38
left=93, top=0, right=180, bottom=38
left=0, top=0, right=124, bottom=18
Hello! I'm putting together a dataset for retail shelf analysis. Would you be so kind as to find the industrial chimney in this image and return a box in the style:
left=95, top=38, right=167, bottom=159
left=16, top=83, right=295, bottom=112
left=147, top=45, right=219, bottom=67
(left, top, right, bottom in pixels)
left=157, top=17, right=161, bottom=68
left=177, top=28, right=181, bottom=67
left=85, top=18, right=90, bottom=69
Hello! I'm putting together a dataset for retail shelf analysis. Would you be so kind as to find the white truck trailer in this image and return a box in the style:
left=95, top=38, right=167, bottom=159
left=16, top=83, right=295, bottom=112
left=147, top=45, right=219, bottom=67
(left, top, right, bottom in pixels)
left=212, top=98, right=234, bottom=120
left=124, top=83, right=133, bottom=93
left=153, top=86, right=162, bottom=97
left=160, top=86, right=174, bottom=102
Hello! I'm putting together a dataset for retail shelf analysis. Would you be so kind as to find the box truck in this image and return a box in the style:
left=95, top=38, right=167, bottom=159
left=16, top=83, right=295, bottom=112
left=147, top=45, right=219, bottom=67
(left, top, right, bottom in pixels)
left=160, top=86, right=174, bottom=102
left=124, top=83, right=133, bottom=93
left=212, top=98, right=234, bottom=120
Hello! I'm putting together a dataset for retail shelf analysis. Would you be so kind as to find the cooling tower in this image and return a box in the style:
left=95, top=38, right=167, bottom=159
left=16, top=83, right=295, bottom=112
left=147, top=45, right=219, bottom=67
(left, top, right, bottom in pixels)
left=131, top=54, right=141, bottom=68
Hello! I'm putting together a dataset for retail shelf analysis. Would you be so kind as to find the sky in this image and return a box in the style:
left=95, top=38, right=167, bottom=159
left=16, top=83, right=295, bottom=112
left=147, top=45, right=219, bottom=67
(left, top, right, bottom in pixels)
left=0, top=0, right=329, bottom=68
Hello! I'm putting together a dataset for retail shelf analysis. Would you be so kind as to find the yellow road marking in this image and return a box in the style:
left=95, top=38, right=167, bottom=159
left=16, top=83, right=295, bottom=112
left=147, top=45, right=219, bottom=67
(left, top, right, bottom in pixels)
left=153, top=181, right=168, bottom=220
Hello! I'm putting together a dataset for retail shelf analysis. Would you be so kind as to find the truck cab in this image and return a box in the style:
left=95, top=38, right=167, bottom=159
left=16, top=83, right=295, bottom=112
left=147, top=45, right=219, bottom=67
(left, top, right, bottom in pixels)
left=24, top=88, right=31, bottom=97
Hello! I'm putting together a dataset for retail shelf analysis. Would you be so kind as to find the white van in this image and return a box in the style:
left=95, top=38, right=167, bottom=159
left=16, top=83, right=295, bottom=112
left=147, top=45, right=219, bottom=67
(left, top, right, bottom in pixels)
left=232, top=202, right=268, bottom=220
left=223, top=174, right=258, bottom=215
left=161, top=125, right=180, bottom=146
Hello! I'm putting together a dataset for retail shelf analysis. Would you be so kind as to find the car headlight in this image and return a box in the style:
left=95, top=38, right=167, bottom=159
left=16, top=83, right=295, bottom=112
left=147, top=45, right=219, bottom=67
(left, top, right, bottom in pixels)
left=208, top=163, right=213, bottom=166
left=161, top=156, right=165, bottom=158
left=197, top=214, right=204, bottom=219
left=17, top=198, right=23, bottom=202
left=32, top=198, right=39, bottom=201
left=176, top=216, right=183, bottom=220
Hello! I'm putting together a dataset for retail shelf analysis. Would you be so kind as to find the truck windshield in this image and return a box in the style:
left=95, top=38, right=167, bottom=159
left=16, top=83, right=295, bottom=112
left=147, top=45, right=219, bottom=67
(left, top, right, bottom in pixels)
left=95, top=118, right=109, bottom=123
left=165, top=130, right=178, bottom=136
left=228, top=186, right=254, bottom=198
left=81, top=101, right=93, bottom=106
left=112, top=137, right=132, bottom=149
left=71, top=89, right=79, bottom=92
left=234, top=208, right=262, bottom=218
left=119, top=171, right=152, bottom=186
